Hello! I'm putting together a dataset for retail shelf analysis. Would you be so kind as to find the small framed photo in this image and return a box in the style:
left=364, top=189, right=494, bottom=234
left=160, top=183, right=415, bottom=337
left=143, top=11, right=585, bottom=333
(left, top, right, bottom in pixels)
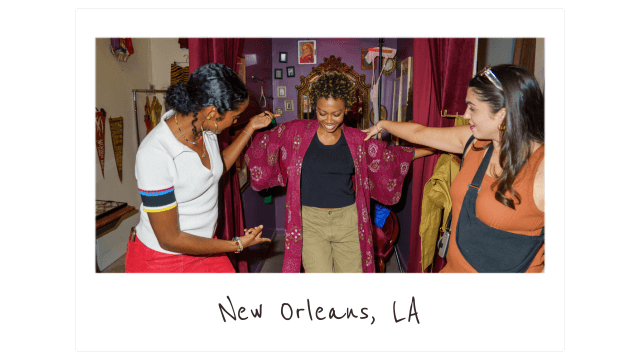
left=361, top=49, right=373, bottom=70
left=274, top=68, right=283, bottom=79
left=277, top=86, right=286, bottom=98
left=275, top=107, right=283, bottom=115
left=298, top=40, right=317, bottom=65
left=286, top=66, right=295, bottom=78
left=284, top=100, right=294, bottom=111
left=279, top=52, right=288, bottom=63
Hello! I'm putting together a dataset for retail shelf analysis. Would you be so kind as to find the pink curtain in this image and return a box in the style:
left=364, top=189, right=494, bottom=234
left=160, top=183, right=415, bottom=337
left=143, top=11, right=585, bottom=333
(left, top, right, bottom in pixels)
left=408, top=38, right=475, bottom=273
left=189, top=38, right=248, bottom=272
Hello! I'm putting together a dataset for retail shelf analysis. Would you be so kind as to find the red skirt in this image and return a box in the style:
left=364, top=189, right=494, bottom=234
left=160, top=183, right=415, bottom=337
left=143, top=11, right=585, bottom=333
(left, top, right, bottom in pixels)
left=125, top=236, right=235, bottom=273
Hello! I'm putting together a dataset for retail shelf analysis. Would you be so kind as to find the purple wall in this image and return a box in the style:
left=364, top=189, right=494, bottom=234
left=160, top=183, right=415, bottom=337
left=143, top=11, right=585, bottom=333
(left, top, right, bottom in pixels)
left=270, top=37, right=399, bottom=235
left=240, top=38, right=276, bottom=272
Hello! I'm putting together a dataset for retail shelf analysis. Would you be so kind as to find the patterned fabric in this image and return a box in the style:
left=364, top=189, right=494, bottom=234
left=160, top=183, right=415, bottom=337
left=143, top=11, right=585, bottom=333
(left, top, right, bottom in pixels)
left=246, top=120, right=414, bottom=273
left=150, top=96, right=163, bottom=130
left=171, top=63, right=189, bottom=85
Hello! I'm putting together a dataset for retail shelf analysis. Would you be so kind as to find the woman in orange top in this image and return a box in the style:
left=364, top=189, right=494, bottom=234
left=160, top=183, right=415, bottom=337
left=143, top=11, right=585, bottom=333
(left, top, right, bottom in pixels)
left=363, top=64, right=545, bottom=273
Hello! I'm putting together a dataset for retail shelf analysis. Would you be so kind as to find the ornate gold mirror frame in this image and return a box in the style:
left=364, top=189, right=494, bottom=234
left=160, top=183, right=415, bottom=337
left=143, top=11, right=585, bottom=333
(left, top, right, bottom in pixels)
left=295, top=55, right=371, bottom=129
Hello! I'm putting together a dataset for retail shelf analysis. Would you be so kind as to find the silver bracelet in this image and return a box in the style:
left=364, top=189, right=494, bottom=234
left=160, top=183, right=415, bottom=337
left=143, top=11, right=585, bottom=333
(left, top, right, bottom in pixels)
left=242, top=130, right=252, bottom=146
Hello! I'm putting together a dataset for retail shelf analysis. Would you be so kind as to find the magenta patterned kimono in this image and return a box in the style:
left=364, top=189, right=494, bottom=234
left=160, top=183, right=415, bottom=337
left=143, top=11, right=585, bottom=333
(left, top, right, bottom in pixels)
left=246, top=120, right=414, bottom=273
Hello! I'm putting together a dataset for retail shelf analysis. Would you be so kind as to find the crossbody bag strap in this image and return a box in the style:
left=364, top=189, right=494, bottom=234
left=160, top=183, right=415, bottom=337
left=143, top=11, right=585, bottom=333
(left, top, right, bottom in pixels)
left=444, top=135, right=475, bottom=231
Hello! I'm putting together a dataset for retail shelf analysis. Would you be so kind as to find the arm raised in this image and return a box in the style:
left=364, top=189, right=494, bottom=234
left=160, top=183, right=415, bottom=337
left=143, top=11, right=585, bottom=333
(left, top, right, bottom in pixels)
left=221, top=111, right=280, bottom=173
left=364, top=120, right=472, bottom=155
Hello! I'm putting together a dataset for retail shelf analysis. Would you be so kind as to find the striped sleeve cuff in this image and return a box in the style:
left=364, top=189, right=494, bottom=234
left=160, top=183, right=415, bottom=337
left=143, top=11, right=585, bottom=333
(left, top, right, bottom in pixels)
left=139, top=187, right=177, bottom=213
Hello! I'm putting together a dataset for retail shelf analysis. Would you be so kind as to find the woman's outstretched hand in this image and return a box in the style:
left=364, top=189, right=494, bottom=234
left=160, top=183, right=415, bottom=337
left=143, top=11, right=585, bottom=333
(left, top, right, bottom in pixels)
left=239, top=225, right=270, bottom=248
left=249, top=111, right=280, bottom=131
left=362, top=121, right=383, bottom=141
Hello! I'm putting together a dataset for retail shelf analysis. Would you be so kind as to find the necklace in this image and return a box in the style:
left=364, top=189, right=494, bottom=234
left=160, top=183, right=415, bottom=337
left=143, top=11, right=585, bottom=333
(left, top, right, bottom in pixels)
left=174, top=114, right=206, bottom=158
left=200, top=138, right=207, bottom=158
left=175, top=114, right=202, bottom=145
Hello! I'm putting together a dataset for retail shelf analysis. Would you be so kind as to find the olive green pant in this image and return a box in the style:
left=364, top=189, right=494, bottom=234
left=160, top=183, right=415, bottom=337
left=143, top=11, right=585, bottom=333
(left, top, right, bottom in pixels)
left=301, top=203, right=362, bottom=273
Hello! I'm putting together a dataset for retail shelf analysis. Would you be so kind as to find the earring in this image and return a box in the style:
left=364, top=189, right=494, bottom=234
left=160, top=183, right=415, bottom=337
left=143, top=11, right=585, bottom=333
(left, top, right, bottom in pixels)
left=498, top=124, right=506, bottom=131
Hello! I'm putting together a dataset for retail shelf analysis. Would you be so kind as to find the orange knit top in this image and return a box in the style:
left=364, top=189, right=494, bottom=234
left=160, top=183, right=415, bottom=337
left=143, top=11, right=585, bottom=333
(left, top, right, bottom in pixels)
left=440, top=140, right=545, bottom=273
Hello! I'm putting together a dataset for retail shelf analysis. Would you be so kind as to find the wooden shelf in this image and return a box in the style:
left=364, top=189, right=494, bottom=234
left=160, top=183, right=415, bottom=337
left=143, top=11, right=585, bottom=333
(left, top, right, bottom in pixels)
left=96, top=205, right=135, bottom=230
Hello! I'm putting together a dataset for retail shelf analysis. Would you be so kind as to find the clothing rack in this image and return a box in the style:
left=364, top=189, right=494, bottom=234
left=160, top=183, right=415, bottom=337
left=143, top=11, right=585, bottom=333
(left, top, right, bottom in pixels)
left=440, top=109, right=459, bottom=118
left=132, top=89, right=167, bottom=147
left=174, top=54, right=189, bottom=65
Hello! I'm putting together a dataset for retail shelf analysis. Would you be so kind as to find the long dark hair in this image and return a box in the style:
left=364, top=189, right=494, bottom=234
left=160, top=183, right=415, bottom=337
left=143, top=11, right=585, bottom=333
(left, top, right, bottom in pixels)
left=469, top=64, right=544, bottom=209
left=165, top=63, right=248, bottom=138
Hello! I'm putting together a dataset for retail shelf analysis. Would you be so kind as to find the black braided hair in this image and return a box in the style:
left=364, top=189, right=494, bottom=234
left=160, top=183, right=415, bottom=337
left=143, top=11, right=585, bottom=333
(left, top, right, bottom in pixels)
left=165, top=63, right=249, bottom=138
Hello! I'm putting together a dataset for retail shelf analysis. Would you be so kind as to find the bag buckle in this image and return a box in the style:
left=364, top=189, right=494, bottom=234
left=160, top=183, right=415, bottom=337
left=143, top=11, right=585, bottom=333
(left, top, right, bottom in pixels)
left=437, top=231, right=451, bottom=258
left=468, top=183, right=481, bottom=190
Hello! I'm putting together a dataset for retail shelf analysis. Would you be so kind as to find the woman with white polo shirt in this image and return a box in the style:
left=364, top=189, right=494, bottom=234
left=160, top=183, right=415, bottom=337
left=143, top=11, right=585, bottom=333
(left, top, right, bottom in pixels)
left=125, top=63, right=279, bottom=273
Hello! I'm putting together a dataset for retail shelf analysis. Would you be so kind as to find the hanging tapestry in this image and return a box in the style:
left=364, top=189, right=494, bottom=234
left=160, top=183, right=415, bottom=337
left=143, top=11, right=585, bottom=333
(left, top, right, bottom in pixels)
left=108, top=116, right=124, bottom=182
left=150, top=96, right=163, bottom=130
left=96, top=109, right=106, bottom=178
left=144, top=96, right=152, bottom=134
left=110, top=38, right=135, bottom=63
left=170, top=63, right=189, bottom=85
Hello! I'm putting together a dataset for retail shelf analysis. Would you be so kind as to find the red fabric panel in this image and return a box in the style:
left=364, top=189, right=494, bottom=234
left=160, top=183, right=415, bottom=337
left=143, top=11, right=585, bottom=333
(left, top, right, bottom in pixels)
left=408, top=38, right=474, bottom=272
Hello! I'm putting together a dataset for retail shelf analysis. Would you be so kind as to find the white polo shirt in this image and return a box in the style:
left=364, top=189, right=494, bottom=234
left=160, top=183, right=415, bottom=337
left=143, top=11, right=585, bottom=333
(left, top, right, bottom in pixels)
left=134, top=110, right=224, bottom=254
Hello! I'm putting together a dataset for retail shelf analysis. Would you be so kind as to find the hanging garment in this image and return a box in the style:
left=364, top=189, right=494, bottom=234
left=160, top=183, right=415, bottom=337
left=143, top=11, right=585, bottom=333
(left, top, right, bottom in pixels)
left=419, top=153, right=461, bottom=271
left=367, top=47, right=396, bottom=128
left=143, top=96, right=152, bottom=134
left=170, top=63, right=190, bottom=85
left=454, top=114, right=469, bottom=126
left=150, top=96, right=163, bottom=130
left=110, top=38, right=134, bottom=63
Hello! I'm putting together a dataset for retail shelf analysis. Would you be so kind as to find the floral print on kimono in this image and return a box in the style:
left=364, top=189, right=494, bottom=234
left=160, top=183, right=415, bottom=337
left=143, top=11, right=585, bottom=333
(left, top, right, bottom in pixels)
left=246, top=120, right=413, bottom=273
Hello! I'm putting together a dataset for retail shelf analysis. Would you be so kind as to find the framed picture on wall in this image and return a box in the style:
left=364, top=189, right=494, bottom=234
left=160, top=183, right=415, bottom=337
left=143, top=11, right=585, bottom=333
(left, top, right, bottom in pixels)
left=275, top=107, right=283, bottom=115
left=236, top=56, right=246, bottom=84
left=286, top=66, right=295, bottom=77
left=298, top=40, right=316, bottom=65
left=279, top=52, right=288, bottom=63
left=401, top=57, right=413, bottom=103
left=284, top=100, right=294, bottom=111
left=274, top=68, right=283, bottom=79
left=277, top=86, right=286, bottom=98
left=361, top=49, right=373, bottom=70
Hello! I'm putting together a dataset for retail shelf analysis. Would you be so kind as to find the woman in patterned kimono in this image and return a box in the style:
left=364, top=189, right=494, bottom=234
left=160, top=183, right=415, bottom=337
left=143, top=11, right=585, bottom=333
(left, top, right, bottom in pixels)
left=246, top=73, right=433, bottom=273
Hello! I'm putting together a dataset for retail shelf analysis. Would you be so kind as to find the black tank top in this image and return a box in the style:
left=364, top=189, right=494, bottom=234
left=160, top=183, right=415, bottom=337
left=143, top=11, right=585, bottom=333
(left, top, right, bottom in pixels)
left=300, top=131, right=355, bottom=208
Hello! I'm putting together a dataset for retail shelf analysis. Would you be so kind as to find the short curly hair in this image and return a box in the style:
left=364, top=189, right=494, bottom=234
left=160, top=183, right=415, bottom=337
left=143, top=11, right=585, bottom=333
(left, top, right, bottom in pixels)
left=308, top=72, right=356, bottom=108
